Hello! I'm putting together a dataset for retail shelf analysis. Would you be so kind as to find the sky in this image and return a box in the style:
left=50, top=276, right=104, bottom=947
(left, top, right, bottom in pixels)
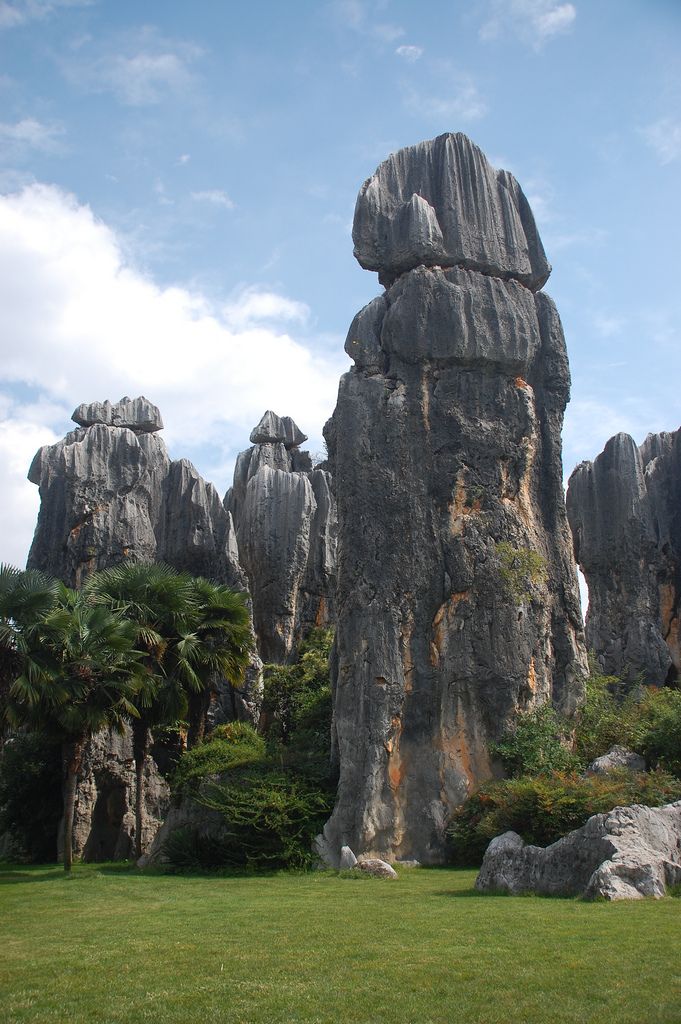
left=0, top=0, right=680, bottom=570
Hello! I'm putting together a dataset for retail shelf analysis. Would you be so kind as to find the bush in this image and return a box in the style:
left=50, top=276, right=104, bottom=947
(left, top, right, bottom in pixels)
left=573, top=670, right=641, bottom=766
left=164, top=764, right=334, bottom=871
left=636, top=687, right=681, bottom=776
left=172, top=725, right=266, bottom=794
left=492, top=704, right=579, bottom=777
left=0, top=732, right=62, bottom=862
left=261, top=627, right=333, bottom=764
left=447, top=768, right=681, bottom=866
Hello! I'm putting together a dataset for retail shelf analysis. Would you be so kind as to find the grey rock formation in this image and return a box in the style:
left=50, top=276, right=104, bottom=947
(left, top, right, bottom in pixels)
left=586, top=745, right=646, bottom=776
left=475, top=801, right=681, bottom=899
left=138, top=791, right=226, bottom=867
left=322, top=134, right=587, bottom=865
left=27, top=397, right=263, bottom=856
left=353, top=132, right=550, bottom=290
left=225, top=412, right=337, bottom=663
left=58, top=727, right=170, bottom=862
left=249, top=410, right=308, bottom=449
left=72, top=396, right=163, bottom=433
left=567, top=428, right=681, bottom=684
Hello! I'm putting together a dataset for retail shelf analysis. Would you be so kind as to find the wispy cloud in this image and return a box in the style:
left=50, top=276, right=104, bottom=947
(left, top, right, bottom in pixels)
left=395, top=44, right=423, bottom=63
left=61, top=31, right=202, bottom=106
left=402, top=65, right=487, bottom=123
left=641, top=116, right=681, bottom=165
left=480, top=0, right=577, bottom=50
left=331, top=0, right=404, bottom=44
left=190, top=189, right=235, bottom=210
left=0, top=0, right=92, bottom=30
left=0, top=117, right=65, bottom=155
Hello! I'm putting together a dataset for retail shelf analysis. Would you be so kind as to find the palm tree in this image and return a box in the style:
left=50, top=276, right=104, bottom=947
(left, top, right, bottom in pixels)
left=0, top=564, right=60, bottom=744
left=7, top=584, right=141, bottom=872
left=181, top=577, right=253, bottom=749
left=84, top=564, right=253, bottom=858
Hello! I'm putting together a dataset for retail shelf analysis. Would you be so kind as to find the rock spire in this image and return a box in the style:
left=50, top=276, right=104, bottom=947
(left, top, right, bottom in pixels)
left=321, top=133, right=587, bottom=864
left=567, top=428, right=681, bottom=684
left=225, top=411, right=336, bottom=663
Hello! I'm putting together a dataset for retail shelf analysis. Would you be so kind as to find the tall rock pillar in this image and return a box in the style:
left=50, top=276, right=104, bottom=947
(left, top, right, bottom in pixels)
left=323, top=133, right=587, bottom=864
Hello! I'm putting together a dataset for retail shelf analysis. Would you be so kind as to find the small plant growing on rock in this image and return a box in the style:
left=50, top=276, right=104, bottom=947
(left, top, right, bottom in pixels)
left=494, top=542, right=547, bottom=602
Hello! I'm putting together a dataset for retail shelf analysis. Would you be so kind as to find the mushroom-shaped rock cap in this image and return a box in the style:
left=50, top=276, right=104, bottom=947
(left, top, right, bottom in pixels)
left=249, top=410, right=307, bottom=449
left=352, top=132, right=550, bottom=291
left=71, top=396, right=163, bottom=433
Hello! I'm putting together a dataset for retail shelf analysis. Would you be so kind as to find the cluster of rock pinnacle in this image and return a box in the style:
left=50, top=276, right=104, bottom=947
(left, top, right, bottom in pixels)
left=25, top=133, right=681, bottom=865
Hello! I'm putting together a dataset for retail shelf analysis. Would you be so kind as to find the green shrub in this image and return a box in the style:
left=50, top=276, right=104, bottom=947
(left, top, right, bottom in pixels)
left=573, top=670, right=641, bottom=766
left=172, top=727, right=266, bottom=794
left=492, top=704, right=579, bottom=777
left=262, top=627, right=333, bottom=763
left=636, top=687, right=681, bottom=776
left=447, top=768, right=681, bottom=866
left=163, top=764, right=334, bottom=871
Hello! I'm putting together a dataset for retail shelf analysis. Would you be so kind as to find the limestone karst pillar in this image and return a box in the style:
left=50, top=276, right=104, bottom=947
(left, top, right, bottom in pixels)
left=322, top=133, right=588, bottom=864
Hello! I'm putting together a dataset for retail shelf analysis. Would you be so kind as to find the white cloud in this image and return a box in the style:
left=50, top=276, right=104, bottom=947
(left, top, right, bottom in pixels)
left=0, top=117, right=64, bottom=154
left=641, top=116, right=681, bottom=165
left=592, top=313, right=625, bottom=339
left=395, top=44, right=423, bottom=63
left=177, top=153, right=191, bottom=165
left=190, top=189, right=235, bottom=210
left=0, top=183, right=349, bottom=566
left=403, top=73, right=487, bottom=123
left=0, top=0, right=92, bottom=29
left=480, top=0, right=576, bottom=49
left=332, top=0, right=404, bottom=44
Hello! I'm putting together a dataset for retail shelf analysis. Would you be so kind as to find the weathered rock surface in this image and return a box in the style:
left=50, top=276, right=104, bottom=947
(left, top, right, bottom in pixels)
left=138, top=790, right=226, bottom=867
left=353, top=132, right=550, bottom=290
left=322, top=134, right=587, bottom=865
left=225, top=412, right=337, bottom=663
left=567, top=428, right=681, bottom=684
left=339, top=844, right=358, bottom=869
left=58, top=727, right=170, bottom=863
left=586, top=745, right=646, bottom=776
left=475, top=801, right=681, bottom=899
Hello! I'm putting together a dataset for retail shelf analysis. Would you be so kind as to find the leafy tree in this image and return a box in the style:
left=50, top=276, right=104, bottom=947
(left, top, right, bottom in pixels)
left=85, top=563, right=253, bottom=858
left=636, top=687, right=681, bottom=776
left=0, top=731, right=62, bottom=862
left=494, top=543, right=547, bottom=602
left=6, top=584, right=141, bottom=872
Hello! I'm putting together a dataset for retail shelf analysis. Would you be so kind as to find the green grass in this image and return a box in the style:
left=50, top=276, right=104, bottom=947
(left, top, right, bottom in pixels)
left=2, top=863, right=680, bottom=1024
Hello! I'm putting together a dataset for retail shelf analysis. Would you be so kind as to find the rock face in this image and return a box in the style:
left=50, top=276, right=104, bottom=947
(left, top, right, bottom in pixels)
left=225, top=411, right=337, bottom=663
left=322, top=133, right=587, bottom=864
left=27, top=397, right=263, bottom=857
left=567, top=429, right=681, bottom=684
left=475, top=802, right=681, bottom=899
left=586, top=745, right=646, bottom=776
left=59, top=727, right=170, bottom=862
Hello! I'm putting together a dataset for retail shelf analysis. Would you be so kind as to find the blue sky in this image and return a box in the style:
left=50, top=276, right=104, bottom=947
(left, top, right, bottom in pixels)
left=0, top=0, right=679, bottom=568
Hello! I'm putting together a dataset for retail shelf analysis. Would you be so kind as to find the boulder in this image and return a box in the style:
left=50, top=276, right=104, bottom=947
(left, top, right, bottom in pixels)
left=475, top=801, right=681, bottom=900
left=249, top=410, right=308, bottom=449
left=356, top=858, right=398, bottom=879
left=339, top=845, right=358, bottom=869
left=586, top=745, right=646, bottom=775
left=322, top=134, right=587, bottom=865
left=567, top=428, right=681, bottom=685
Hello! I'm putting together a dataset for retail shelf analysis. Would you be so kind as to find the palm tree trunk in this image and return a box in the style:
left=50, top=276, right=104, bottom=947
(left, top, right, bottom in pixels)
left=62, top=735, right=85, bottom=873
left=187, top=688, right=211, bottom=748
left=132, top=718, right=149, bottom=861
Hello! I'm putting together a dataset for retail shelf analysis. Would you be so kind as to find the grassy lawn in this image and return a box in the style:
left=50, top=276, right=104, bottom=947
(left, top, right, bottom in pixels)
left=1, top=863, right=680, bottom=1024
